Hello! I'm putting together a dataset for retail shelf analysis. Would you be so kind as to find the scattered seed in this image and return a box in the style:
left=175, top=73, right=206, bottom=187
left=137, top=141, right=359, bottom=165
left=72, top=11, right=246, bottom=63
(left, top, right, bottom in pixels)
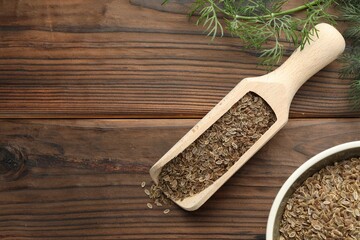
left=141, top=182, right=146, bottom=188
left=144, top=189, right=150, bottom=196
left=147, top=203, right=153, bottom=209
left=163, top=209, right=170, bottom=214
left=155, top=202, right=163, bottom=207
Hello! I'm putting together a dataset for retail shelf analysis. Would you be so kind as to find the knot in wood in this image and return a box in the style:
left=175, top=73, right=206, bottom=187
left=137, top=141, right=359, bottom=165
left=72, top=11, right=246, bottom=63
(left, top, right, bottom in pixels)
left=0, top=144, right=27, bottom=181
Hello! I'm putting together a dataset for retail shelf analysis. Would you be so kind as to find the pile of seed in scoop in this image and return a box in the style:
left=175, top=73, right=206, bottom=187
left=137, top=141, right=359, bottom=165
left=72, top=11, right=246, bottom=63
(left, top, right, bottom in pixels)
left=153, top=92, right=277, bottom=201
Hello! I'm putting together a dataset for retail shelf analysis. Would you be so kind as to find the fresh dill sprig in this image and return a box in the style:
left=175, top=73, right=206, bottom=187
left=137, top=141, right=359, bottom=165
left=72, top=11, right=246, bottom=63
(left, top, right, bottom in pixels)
left=164, top=0, right=336, bottom=67
left=340, top=47, right=360, bottom=108
left=196, top=1, right=224, bottom=39
left=339, top=0, right=360, bottom=108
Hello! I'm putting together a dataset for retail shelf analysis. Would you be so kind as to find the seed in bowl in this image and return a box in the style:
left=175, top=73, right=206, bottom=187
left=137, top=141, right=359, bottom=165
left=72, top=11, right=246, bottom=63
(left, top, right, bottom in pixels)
left=279, top=157, right=360, bottom=240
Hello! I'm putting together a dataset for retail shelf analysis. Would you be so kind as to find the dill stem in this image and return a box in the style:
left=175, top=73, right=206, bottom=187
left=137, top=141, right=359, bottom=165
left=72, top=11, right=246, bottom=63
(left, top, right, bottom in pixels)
left=213, top=0, right=322, bottom=20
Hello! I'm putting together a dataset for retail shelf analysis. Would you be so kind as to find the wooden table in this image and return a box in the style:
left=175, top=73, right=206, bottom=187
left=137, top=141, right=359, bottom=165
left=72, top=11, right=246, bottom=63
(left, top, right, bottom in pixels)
left=0, top=1, right=359, bottom=239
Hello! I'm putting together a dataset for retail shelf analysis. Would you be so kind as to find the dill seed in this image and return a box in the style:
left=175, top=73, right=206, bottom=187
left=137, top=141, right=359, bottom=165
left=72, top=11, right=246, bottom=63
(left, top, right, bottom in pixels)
left=280, top=157, right=360, bottom=239
left=147, top=203, right=153, bottom=209
left=353, top=191, right=358, bottom=200
left=141, top=181, right=146, bottom=188
left=163, top=209, right=170, bottom=214
left=144, top=189, right=150, bottom=196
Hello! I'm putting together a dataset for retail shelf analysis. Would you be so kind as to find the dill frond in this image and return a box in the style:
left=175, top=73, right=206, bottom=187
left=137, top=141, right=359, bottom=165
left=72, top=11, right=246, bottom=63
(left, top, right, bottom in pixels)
left=339, top=0, right=360, bottom=108
left=181, top=0, right=336, bottom=67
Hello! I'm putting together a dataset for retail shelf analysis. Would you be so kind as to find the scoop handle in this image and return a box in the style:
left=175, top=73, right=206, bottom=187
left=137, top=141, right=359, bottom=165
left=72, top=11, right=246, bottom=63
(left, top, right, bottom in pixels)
left=270, top=23, right=345, bottom=101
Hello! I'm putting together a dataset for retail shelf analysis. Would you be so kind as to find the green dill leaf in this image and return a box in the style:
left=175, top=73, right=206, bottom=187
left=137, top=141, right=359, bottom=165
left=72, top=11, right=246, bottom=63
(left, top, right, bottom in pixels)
left=161, top=0, right=170, bottom=5
left=338, top=0, right=360, bottom=108
left=259, top=40, right=284, bottom=66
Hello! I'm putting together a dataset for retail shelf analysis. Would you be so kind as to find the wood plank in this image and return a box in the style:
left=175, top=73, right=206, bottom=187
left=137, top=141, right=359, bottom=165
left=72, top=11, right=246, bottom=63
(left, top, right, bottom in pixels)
left=0, top=0, right=358, bottom=118
left=0, top=119, right=359, bottom=239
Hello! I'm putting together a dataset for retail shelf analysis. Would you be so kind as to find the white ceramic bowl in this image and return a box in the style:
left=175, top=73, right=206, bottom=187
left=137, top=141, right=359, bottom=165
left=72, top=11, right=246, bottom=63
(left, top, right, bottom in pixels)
left=266, top=141, right=360, bottom=240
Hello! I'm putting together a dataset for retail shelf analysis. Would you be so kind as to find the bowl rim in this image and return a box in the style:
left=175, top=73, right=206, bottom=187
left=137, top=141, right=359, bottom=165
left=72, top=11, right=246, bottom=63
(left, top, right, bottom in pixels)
left=266, top=140, right=360, bottom=239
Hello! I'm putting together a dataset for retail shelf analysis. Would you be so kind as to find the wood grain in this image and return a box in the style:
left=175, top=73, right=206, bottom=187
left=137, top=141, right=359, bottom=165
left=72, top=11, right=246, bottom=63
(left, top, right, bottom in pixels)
left=0, top=0, right=358, bottom=118
left=0, top=119, right=359, bottom=239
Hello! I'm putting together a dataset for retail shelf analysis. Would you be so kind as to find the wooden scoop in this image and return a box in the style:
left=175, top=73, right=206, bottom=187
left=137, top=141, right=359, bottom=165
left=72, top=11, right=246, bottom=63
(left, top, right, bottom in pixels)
left=150, top=23, right=345, bottom=211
